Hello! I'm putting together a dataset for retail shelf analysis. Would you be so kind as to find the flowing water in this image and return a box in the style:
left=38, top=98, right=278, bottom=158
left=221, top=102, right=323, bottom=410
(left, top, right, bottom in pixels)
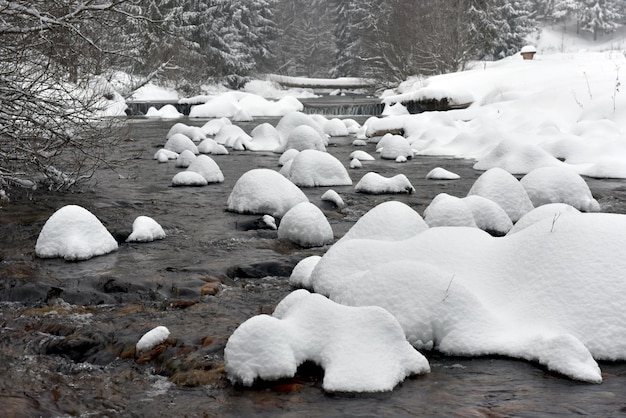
left=1, top=116, right=626, bottom=417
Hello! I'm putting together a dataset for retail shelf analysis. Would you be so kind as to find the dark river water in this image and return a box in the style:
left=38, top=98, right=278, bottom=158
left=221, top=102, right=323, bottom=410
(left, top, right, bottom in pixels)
left=2, top=116, right=626, bottom=417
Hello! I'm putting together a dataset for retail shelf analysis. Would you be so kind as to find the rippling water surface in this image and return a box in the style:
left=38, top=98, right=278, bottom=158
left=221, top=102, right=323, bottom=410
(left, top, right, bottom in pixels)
left=1, top=117, right=626, bottom=417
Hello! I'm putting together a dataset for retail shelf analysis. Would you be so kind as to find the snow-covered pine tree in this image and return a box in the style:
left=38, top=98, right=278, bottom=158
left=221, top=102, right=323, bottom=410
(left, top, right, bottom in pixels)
left=490, top=0, right=536, bottom=58
left=579, top=0, right=625, bottom=40
left=271, top=0, right=335, bottom=77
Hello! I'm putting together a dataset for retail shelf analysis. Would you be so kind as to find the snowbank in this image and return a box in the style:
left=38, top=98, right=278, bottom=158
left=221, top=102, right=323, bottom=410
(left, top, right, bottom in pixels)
left=304, top=211, right=626, bottom=383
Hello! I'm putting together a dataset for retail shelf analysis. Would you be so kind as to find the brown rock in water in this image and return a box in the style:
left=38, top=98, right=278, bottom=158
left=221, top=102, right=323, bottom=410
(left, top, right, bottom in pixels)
left=169, top=299, right=199, bottom=309
left=200, top=282, right=220, bottom=296
left=169, top=367, right=226, bottom=387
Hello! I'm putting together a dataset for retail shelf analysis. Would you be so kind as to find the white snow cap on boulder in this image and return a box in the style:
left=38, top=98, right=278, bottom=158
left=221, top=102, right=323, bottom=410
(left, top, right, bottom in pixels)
left=227, top=169, right=309, bottom=217
left=224, top=289, right=430, bottom=392
left=284, top=125, right=327, bottom=152
left=355, top=172, right=415, bottom=194
left=126, top=216, right=166, bottom=243
left=164, top=133, right=199, bottom=155
left=275, top=111, right=326, bottom=151
left=281, top=149, right=352, bottom=187
left=35, top=205, right=118, bottom=261
left=136, top=326, right=170, bottom=353
left=520, top=166, right=600, bottom=212
left=187, top=155, right=224, bottom=183
left=467, top=167, right=533, bottom=222
left=278, top=202, right=334, bottom=247
left=340, top=201, right=428, bottom=243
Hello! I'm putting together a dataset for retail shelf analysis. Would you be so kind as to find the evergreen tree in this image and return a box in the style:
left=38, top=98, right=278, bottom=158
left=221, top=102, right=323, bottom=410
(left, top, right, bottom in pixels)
left=579, top=0, right=625, bottom=40
left=271, top=0, right=335, bottom=77
left=490, top=0, right=536, bottom=58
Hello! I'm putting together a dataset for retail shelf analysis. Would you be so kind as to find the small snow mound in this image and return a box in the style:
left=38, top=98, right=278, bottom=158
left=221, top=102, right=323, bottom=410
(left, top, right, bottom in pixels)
left=355, top=172, right=415, bottom=194
left=136, top=326, right=170, bottom=353
left=341, top=201, right=428, bottom=242
left=321, top=189, right=345, bottom=208
left=278, top=202, right=334, bottom=247
left=187, top=155, right=224, bottom=183
left=468, top=168, right=533, bottom=222
left=350, top=150, right=375, bottom=161
left=175, top=150, right=196, bottom=168
left=282, top=150, right=352, bottom=187
left=520, top=166, right=600, bottom=212
left=164, top=133, right=199, bottom=155
left=424, top=194, right=477, bottom=228
left=350, top=158, right=362, bottom=169
left=171, top=171, right=208, bottom=187
left=426, top=167, right=460, bottom=180
left=201, top=118, right=231, bottom=136
left=507, top=203, right=580, bottom=235
left=284, top=125, right=327, bottom=152
left=289, top=256, right=322, bottom=288
left=324, top=118, right=350, bottom=136
left=126, top=216, right=166, bottom=243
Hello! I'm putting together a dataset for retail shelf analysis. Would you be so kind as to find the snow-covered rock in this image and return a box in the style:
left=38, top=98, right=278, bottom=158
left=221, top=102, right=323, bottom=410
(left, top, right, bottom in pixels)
left=355, top=173, right=415, bottom=194
left=467, top=167, right=533, bottom=222
left=175, top=149, right=196, bottom=168
left=186, top=155, right=224, bottom=183
left=321, top=189, right=345, bottom=208
left=324, top=118, right=350, bottom=136
left=171, top=171, right=208, bottom=187
left=136, top=326, right=170, bottom=353
left=306, top=212, right=626, bottom=383
left=246, top=123, right=282, bottom=152
left=126, top=216, right=166, bottom=243
left=377, top=134, right=413, bottom=160
left=278, top=202, right=334, bottom=247
left=426, top=167, right=460, bottom=180
left=224, top=289, right=429, bottom=392
left=201, top=118, right=231, bottom=136
left=281, top=150, right=352, bottom=187
left=284, top=125, right=327, bottom=152
left=164, top=133, right=199, bottom=155
left=520, top=166, right=600, bottom=212
left=507, top=203, right=581, bottom=235
left=340, top=201, right=428, bottom=243
left=349, top=150, right=375, bottom=161
left=227, top=169, right=309, bottom=217
left=145, top=104, right=183, bottom=119
left=35, top=205, right=118, bottom=261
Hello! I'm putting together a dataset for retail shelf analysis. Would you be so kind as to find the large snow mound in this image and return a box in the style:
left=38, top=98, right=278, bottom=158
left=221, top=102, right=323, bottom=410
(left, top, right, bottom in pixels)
left=35, top=205, right=118, bottom=261
left=306, top=212, right=626, bottom=383
left=224, top=289, right=430, bottom=392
